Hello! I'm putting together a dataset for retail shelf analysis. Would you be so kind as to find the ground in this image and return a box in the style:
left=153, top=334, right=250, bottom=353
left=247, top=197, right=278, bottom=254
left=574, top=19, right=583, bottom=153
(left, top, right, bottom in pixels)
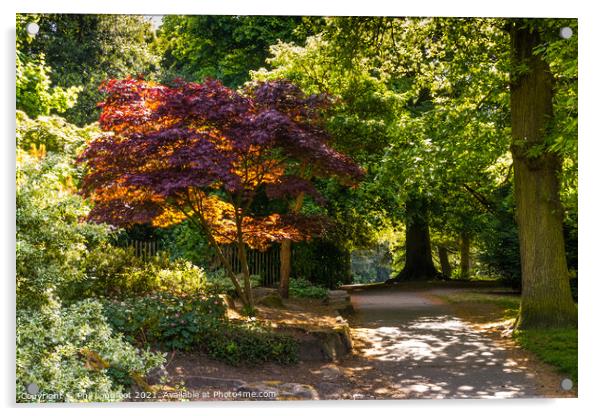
left=158, top=283, right=576, bottom=400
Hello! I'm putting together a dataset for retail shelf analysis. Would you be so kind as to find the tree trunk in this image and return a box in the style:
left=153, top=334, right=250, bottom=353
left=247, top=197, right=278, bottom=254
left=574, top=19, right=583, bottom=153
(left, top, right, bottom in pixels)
left=438, top=245, right=452, bottom=278
left=278, top=193, right=305, bottom=299
left=279, top=240, right=292, bottom=298
left=460, top=232, right=470, bottom=279
left=393, top=198, right=439, bottom=281
left=510, top=21, right=577, bottom=329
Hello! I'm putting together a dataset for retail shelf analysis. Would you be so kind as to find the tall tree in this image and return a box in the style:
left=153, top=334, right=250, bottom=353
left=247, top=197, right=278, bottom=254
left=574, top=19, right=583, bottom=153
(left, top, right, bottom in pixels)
left=509, top=20, right=577, bottom=328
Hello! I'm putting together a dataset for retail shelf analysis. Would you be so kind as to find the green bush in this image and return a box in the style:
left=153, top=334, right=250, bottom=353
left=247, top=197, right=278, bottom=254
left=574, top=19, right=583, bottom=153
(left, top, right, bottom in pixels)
left=102, top=293, right=226, bottom=351
left=102, top=294, right=298, bottom=365
left=16, top=151, right=109, bottom=310
left=205, top=270, right=262, bottom=298
left=289, top=278, right=329, bottom=299
left=17, top=299, right=165, bottom=403
left=66, top=245, right=207, bottom=301
left=204, top=321, right=299, bottom=366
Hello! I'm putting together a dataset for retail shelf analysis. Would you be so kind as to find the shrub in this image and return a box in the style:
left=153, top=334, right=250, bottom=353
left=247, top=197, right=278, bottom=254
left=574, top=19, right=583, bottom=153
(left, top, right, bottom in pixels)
left=101, top=293, right=226, bottom=351
left=16, top=299, right=165, bottom=403
left=16, top=151, right=109, bottom=310
left=66, top=245, right=207, bottom=301
left=204, top=321, right=299, bottom=366
left=205, top=270, right=262, bottom=298
left=102, top=294, right=298, bottom=365
left=289, top=278, right=329, bottom=299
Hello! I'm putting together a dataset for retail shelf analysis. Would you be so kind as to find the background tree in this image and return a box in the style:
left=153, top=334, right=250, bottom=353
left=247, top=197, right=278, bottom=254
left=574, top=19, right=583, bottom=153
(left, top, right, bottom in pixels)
left=79, top=78, right=362, bottom=310
left=18, top=14, right=160, bottom=125
left=158, top=15, right=323, bottom=87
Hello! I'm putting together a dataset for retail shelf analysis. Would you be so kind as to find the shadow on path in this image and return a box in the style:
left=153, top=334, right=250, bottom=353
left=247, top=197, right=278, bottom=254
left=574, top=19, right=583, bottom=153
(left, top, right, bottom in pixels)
left=340, top=287, right=540, bottom=399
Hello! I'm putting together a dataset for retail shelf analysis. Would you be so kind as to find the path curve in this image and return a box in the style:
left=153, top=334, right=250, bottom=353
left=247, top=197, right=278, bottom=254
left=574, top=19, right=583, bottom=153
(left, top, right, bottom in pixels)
left=342, top=286, right=543, bottom=399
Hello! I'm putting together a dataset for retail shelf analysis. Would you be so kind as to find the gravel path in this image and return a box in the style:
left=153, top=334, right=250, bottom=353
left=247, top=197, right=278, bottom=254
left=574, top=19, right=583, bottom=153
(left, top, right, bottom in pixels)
left=342, top=286, right=543, bottom=399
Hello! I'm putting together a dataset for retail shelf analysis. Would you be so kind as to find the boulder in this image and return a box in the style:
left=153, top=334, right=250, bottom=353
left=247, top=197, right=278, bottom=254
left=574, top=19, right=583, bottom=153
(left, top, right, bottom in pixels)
left=237, top=381, right=319, bottom=400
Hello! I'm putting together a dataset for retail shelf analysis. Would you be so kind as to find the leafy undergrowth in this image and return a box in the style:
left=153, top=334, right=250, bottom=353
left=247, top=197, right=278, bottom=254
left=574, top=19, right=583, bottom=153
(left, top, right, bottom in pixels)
left=437, top=289, right=577, bottom=383
left=289, top=278, right=329, bottom=299
left=102, top=293, right=298, bottom=366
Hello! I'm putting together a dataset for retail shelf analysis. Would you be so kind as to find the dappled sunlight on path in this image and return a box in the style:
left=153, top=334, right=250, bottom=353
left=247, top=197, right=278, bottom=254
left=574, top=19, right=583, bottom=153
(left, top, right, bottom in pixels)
left=340, top=288, right=540, bottom=399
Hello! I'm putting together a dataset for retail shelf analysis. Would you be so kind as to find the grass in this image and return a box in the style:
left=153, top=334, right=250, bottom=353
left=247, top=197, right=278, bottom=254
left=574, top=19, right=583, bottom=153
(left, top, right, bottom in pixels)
left=437, top=291, right=521, bottom=320
left=513, top=328, right=578, bottom=383
left=436, top=289, right=577, bottom=383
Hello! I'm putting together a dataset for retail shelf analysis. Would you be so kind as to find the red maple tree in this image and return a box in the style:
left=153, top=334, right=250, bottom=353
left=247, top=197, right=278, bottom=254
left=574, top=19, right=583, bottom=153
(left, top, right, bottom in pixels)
left=79, top=77, right=363, bottom=308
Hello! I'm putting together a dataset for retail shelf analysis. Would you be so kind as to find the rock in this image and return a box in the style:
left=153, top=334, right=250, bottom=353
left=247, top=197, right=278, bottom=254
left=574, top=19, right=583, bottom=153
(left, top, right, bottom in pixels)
left=256, top=293, right=285, bottom=308
left=324, top=290, right=354, bottom=314
left=183, top=375, right=245, bottom=390
left=238, top=381, right=319, bottom=400
left=299, top=324, right=353, bottom=361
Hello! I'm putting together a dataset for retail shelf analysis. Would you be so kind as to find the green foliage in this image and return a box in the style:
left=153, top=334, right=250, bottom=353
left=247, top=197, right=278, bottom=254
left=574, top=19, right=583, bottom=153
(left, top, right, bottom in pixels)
left=158, top=15, right=321, bottom=87
left=155, top=220, right=215, bottom=267
left=17, top=299, right=165, bottom=403
left=291, top=240, right=351, bottom=288
left=18, top=14, right=160, bottom=125
left=289, top=278, right=329, bottom=299
left=16, top=150, right=106, bottom=310
left=16, top=110, right=97, bottom=156
left=103, top=295, right=298, bottom=365
left=102, top=293, right=226, bottom=351
left=66, top=244, right=207, bottom=301
left=204, top=321, right=299, bottom=366
left=16, top=53, right=81, bottom=118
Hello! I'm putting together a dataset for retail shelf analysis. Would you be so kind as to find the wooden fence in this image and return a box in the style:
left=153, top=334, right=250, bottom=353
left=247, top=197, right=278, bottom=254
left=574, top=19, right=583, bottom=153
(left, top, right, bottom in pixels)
left=125, top=239, right=162, bottom=260
left=212, top=244, right=280, bottom=288
left=124, top=239, right=280, bottom=287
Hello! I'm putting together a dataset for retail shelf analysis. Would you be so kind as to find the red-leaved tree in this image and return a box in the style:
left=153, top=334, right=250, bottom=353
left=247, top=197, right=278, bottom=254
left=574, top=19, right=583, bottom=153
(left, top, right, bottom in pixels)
left=79, top=78, right=363, bottom=309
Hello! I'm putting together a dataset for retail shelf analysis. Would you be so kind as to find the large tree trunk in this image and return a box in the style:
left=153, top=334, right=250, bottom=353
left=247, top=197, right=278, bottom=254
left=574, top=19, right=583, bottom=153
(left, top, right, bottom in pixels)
left=393, top=198, right=439, bottom=281
left=510, top=22, right=577, bottom=329
left=438, top=245, right=452, bottom=279
left=460, top=232, right=470, bottom=279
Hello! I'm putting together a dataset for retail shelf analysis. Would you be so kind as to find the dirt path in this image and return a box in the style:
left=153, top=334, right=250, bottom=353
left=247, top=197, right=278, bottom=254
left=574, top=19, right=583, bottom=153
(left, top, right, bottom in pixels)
left=162, top=285, right=573, bottom=400
left=341, top=286, right=571, bottom=399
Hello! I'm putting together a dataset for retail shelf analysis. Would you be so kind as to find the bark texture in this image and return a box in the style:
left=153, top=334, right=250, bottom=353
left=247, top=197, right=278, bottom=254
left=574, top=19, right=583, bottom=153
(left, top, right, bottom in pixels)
left=510, top=22, right=577, bottom=329
left=438, top=245, right=452, bottom=279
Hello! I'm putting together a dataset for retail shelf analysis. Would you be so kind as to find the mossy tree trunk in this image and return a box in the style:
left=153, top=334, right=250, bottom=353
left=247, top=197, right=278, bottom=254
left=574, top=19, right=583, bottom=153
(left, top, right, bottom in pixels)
left=510, top=21, right=577, bottom=329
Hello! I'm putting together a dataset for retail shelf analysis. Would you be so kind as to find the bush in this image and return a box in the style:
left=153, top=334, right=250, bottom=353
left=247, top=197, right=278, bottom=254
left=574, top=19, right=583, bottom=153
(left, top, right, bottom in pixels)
left=101, top=293, right=226, bottom=351
left=102, top=294, right=298, bottom=365
left=16, top=299, right=165, bottom=403
left=289, top=278, right=329, bottom=299
left=291, top=240, right=352, bottom=288
left=205, top=270, right=262, bottom=298
left=16, top=151, right=109, bottom=310
left=66, top=245, right=207, bottom=301
left=205, top=321, right=299, bottom=366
